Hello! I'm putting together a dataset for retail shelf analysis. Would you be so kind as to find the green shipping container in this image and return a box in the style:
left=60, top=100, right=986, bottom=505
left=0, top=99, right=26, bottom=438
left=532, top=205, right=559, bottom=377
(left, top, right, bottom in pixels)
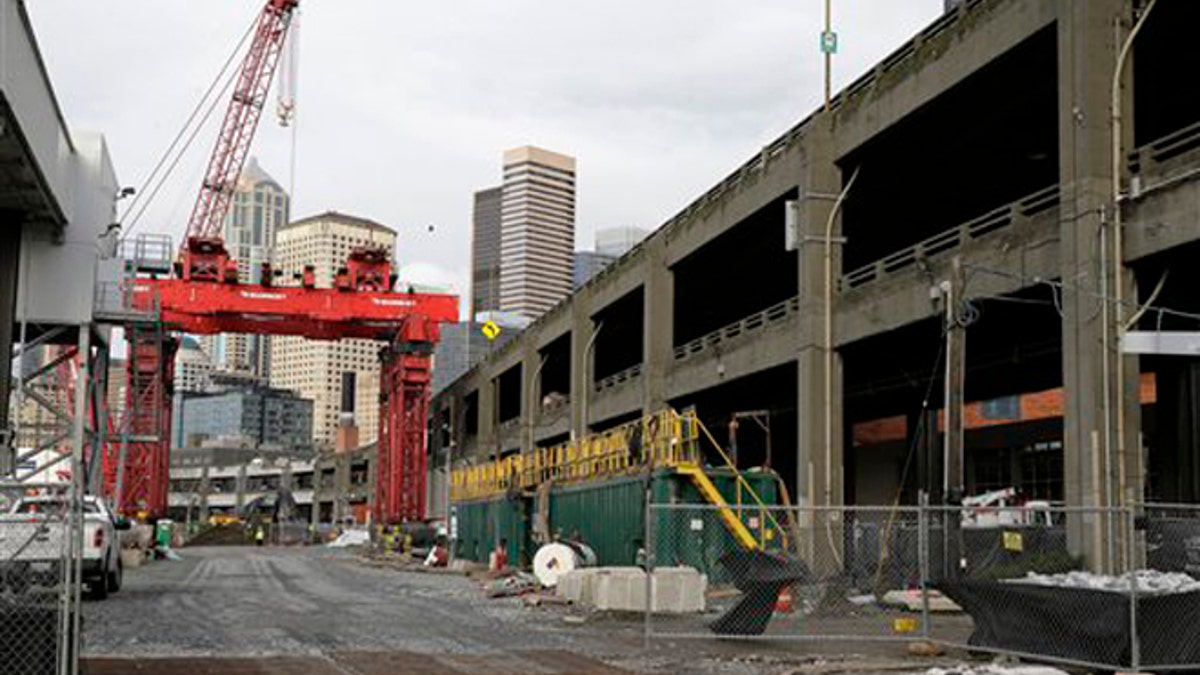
left=453, top=466, right=781, bottom=581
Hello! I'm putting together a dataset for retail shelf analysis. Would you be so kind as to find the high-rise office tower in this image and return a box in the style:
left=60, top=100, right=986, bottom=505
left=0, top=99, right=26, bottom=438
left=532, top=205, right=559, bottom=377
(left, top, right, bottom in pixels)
left=470, top=186, right=502, bottom=318
left=498, top=146, right=576, bottom=319
left=595, top=226, right=648, bottom=257
left=204, top=157, right=289, bottom=380
left=270, top=212, right=397, bottom=449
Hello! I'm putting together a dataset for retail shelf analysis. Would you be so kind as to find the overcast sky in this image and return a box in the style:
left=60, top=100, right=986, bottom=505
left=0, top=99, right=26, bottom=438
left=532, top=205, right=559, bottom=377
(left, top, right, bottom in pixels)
left=27, top=1, right=942, bottom=310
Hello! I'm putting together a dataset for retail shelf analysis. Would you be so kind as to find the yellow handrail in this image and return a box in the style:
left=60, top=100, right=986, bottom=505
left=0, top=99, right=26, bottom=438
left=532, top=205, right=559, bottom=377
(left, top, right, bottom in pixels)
left=451, top=408, right=701, bottom=502
left=693, top=417, right=788, bottom=550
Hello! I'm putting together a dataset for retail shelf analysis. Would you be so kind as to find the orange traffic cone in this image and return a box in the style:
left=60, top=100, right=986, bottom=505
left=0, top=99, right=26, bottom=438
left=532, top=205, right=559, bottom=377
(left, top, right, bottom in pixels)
left=775, top=587, right=794, bottom=614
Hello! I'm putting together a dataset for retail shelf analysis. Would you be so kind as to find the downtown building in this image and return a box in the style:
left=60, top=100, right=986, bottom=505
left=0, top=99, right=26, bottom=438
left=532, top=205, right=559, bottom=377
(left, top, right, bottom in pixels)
left=496, top=146, right=576, bottom=320
left=270, top=212, right=397, bottom=450
left=202, top=157, right=290, bottom=381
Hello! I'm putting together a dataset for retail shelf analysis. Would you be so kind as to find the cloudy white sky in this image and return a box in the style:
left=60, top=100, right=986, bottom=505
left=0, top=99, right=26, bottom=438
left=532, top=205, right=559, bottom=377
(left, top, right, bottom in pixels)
left=27, top=0, right=942, bottom=310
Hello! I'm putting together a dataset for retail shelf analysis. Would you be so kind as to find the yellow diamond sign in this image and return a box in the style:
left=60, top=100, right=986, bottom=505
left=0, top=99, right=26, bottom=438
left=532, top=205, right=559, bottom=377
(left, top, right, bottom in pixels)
left=481, top=320, right=501, bottom=342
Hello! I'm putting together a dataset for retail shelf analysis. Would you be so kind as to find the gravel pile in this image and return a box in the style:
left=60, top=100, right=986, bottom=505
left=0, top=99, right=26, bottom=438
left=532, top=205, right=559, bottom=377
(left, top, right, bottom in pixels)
left=1008, top=569, right=1200, bottom=595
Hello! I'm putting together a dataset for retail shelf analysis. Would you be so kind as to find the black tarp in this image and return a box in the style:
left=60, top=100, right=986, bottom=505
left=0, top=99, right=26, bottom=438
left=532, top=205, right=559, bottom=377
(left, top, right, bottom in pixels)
left=709, top=550, right=811, bottom=636
left=937, top=580, right=1200, bottom=668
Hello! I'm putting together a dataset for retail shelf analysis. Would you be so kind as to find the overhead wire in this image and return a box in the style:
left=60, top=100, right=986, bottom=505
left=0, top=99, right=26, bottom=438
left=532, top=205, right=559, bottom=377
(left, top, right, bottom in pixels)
left=965, top=263, right=1200, bottom=326
left=120, top=14, right=258, bottom=237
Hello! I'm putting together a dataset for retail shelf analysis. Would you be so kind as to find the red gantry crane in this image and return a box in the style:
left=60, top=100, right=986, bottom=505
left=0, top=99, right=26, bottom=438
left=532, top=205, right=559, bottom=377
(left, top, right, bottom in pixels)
left=104, top=0, right=457, bottom=525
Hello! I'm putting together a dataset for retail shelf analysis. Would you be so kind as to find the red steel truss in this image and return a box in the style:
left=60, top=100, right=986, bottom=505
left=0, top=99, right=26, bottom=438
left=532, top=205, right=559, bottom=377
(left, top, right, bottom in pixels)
left=375, top=325, right=438, bottom=525
left=110, top=327, right=177, bottom=517
left=109, top=242, right=457, bottom=522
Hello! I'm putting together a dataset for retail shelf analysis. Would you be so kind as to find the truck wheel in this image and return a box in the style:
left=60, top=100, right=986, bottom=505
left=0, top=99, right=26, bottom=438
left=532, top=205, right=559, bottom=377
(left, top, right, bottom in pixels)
left=89, top=577, right=109, bottom=601
left=106, top=561, right=123, bottom=593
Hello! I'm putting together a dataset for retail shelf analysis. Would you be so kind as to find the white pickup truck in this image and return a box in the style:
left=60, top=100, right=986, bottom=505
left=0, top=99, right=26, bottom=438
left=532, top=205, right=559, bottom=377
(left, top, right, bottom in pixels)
left=0, top=495, right=130, bottom=599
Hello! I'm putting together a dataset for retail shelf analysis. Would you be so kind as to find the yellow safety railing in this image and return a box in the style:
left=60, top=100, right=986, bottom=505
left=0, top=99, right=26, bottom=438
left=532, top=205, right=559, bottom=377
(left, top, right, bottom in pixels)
left=451, top=408, right=701, bottom=502
left=690, top=416, right=790, bottom=551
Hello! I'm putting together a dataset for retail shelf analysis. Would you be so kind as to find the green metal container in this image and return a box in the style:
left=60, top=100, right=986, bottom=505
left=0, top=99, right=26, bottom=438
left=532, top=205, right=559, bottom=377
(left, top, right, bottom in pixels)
left=453, top=466, right=782, bottom=580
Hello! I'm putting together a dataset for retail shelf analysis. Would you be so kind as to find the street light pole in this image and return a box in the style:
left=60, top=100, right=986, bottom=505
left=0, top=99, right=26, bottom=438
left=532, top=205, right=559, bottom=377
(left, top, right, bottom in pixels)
left=578, top=321, right=604, bottom=441
left=823, top=167, right=859, bottom=508
left=526, top=355, right=548, bottom=453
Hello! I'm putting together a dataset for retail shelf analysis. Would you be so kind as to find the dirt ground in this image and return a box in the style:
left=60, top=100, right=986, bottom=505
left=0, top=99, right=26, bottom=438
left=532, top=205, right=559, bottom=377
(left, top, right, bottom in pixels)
left=81, top=546, right=977, bottom=675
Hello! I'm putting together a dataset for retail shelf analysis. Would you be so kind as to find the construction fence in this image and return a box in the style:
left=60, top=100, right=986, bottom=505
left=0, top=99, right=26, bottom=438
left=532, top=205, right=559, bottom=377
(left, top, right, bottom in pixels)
left=645, top=502, right=1200, bottom=673
left=0, top=485, right=86, bottom=675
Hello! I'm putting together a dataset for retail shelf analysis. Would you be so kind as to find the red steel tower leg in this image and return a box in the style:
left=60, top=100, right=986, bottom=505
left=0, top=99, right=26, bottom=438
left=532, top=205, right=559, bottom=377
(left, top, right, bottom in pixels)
left=107, top=325, right=177, bottom=518
left=375, top=324, right=437, bottom=525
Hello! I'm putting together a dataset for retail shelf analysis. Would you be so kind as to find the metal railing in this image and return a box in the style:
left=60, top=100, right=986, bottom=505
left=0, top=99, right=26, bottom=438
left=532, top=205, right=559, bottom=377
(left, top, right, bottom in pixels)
left=841, top=185, right=1060, bottom=290
left=451, top=409, right=700, bottom=502
left=594, top=363, right=643, bottom=392
left=118, top=234, right=173, bottom=274
left=674, top=297, right=800, bottom=362
left=1127, top=119, right=1200, bottom=184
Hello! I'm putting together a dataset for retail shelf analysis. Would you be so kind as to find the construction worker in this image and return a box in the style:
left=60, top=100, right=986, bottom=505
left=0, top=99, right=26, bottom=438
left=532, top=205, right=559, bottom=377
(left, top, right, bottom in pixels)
left=255, top=525, right=265, bottom=547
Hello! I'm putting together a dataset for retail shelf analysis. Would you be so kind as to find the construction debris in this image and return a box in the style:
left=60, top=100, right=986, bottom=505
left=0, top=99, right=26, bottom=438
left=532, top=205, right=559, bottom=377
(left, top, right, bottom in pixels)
left=327, top=529, right=371, bottom=548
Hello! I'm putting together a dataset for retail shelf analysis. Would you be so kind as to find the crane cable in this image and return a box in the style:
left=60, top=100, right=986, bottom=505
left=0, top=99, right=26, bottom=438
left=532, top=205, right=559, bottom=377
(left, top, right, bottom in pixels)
left=120, top=15, right=259, bottom=237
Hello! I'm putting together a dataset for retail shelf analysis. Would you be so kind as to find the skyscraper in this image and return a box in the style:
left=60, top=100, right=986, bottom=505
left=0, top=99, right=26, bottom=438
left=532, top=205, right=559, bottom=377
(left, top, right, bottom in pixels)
left=470, top=186, right=502, bottom=318
left=498, top=146, right=576, bottom=319
left=270, top=212, right=397, bottom=449
left=573, top=250, right=615, bottom=289
left=205, top=157, right=289, bottom=380
left=595, top=226, right=648, bottom=257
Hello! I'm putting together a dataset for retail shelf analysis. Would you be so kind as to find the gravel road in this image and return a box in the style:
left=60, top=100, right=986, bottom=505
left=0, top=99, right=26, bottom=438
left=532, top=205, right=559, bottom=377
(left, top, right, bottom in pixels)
left=83, top=546, right=639, bottom=657
left=81, top=545, right=954, bottom=675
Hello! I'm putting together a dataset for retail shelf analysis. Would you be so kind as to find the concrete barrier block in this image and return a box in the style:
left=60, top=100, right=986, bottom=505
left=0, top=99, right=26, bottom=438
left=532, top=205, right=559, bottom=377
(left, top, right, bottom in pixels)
left=651, top=566, right=706, bottom=614
left=592, top=567, right=646, bottom=612
left=555, top=568, right=601, bottom=604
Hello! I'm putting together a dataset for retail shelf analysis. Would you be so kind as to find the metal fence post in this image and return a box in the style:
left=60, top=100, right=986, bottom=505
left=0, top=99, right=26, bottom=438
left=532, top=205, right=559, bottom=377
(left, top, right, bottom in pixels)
left=1127, top=506, right=1140, bottom=673
left=643, top=489, right=654, bottom=649
left=918, top=494, right=931, bottom=640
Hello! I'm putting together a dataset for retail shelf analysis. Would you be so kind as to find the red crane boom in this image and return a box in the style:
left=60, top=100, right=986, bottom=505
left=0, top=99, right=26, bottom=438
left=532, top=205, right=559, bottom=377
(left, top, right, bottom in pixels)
left=187, top=0, right=297, bottom=244
left=109, top=0, right=456, bottom=526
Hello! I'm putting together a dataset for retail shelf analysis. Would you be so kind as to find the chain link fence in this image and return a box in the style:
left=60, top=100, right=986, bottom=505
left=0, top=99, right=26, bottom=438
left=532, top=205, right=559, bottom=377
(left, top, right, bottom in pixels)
left=646, top=502, right=1200, bottom=672
left=0, top=486, right=85, bottom=675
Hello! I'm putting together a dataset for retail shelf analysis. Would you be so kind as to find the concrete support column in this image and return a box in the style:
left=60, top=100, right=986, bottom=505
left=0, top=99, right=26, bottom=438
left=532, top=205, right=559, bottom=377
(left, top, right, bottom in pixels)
left=795, top=117, right=845, bottom=509
left=477, top=372, right=497, bottom=460
left=643, top=238, right=674, bottom=414
left=569, top=296, right=594, bottom=439
left=1056, top=0, right=1139, bottom=571
left=0, top=224, right=20, bottom=474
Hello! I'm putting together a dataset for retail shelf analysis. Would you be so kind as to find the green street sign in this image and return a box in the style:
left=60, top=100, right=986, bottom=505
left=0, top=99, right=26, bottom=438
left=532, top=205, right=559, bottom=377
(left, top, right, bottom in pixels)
left=821, top=30, right=838, bottom=55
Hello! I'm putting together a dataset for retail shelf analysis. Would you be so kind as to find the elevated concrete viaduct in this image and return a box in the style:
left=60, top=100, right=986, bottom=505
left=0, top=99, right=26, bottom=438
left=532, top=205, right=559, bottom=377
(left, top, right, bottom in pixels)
left=432, top=0, right=1200, bottom=565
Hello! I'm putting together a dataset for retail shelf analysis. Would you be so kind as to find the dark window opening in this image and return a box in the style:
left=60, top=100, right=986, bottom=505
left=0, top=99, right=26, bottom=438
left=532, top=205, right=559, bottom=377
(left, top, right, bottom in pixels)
left=497, top=364, right=523, bottom=423
left=673, top=190, right=799, bottom=347
left=539, top=333, right=572, bottom=406
left=592, top=287, right=644, bottom=382
left=463, top=391, right=479, bottom=437
left=840, top=25, right=1059, bottom=272
left=1134, top=2, right=1200, bottom=148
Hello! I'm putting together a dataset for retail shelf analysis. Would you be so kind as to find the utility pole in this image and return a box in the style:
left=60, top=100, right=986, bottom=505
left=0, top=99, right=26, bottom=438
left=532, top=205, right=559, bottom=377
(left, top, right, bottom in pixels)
left=943, top=256, right=966, bottom=503
left=822, top=0, right=836, bottom=111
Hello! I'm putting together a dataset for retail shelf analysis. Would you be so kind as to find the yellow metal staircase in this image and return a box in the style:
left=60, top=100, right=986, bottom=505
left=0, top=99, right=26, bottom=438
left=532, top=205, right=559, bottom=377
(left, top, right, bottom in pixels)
left=675, top=462, right=759, bottom=550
